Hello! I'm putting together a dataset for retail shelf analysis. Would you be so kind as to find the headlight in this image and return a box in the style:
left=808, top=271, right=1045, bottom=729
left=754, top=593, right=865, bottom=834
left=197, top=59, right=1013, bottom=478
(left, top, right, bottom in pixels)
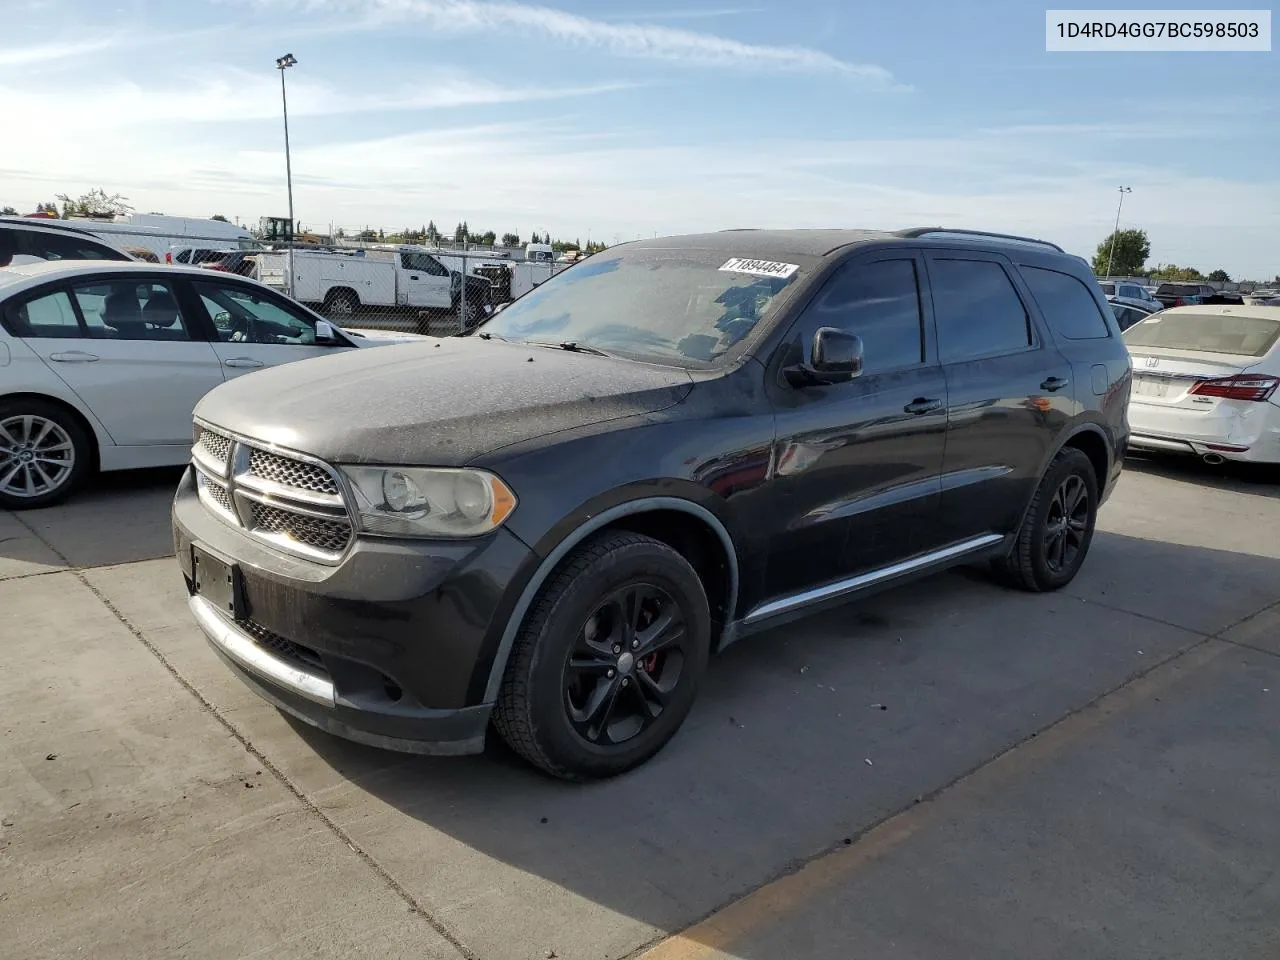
left=339, top=466, right=516, bottom=538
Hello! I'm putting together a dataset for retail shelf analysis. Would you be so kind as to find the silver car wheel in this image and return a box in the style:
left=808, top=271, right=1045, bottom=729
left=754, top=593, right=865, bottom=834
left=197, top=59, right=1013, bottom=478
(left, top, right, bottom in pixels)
left=0, top=414, right=77, bottom=499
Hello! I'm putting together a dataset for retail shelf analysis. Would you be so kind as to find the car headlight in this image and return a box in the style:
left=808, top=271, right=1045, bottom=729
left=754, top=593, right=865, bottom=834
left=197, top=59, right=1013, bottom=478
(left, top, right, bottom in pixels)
left=339, top=466, right=516, bottom=538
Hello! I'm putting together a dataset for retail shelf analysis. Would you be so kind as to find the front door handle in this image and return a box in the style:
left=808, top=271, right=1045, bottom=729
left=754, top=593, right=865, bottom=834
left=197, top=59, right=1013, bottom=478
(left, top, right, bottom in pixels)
left=223, top=358, right=264, bottom=369
left=1040, top=376, right=1070, bottom=392
left=48, top=351, right=99, bottom=363
left=904, top=397, right=943, bottom=415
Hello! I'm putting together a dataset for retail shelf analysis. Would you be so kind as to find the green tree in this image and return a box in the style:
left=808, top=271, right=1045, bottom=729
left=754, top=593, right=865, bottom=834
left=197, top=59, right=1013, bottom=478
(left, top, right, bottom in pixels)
left=1092, top=228, right=1150, bottom=277
left=454, top=221, right=467, bottom=242
left=501, top=232, right=520, bottom=247
left=1, top=205, right=16, bottom=216
left=1151, top=264, right=1203, bottom=281
left=57, top=187, right=133, bottom=219
left=1207, top=269, right=1231, bottom=283
left=479, top=230, right=496, bottom=246
left=426, top=220, right=439, bottom=241
left=210, top=214, right=229, bottom=222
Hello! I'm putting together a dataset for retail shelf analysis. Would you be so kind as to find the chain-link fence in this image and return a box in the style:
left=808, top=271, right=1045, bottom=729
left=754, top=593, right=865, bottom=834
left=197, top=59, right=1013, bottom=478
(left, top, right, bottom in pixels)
left=68, top=221, right=571, bottom=337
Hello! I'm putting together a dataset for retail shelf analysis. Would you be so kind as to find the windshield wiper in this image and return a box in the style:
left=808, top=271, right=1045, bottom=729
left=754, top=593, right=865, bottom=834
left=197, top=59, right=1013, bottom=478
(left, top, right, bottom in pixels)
left=523, top=340, right=612, bottom=357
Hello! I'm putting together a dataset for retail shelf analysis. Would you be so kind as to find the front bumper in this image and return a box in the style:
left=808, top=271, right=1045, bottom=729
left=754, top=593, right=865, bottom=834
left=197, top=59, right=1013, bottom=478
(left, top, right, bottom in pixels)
left=172, top=467, right=537, bottom=754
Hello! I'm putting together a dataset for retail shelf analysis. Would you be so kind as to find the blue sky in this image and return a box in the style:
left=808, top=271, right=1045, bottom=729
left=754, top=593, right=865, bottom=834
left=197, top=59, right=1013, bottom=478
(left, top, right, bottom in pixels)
left=2, top=0, right=1276, bottom=276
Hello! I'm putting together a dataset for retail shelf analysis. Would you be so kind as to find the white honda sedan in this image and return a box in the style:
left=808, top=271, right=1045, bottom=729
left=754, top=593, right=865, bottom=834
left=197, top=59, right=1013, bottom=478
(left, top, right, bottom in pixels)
left=1124, top=305, right=1280, bottom=464
left=0, top=260, right=428, bottom=509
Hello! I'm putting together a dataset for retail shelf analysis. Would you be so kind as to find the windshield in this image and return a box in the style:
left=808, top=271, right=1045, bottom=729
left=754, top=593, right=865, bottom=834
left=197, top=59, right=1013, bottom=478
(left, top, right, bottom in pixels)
left=476, top=247, right=808, bottom=365
left=1099, top=283, right=1115, bottom=295
left=1124, top=311, right=1280, bottom=357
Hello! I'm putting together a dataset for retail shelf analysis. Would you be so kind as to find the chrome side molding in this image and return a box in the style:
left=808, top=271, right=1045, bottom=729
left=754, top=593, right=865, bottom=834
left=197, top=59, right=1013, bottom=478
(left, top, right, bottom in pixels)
left=743, top=533, right=1005, bottom=625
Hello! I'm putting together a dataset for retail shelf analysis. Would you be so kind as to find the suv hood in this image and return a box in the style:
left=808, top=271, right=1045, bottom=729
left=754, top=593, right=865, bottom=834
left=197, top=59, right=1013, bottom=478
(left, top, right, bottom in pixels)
left=194, top=337, right=694, bottom=466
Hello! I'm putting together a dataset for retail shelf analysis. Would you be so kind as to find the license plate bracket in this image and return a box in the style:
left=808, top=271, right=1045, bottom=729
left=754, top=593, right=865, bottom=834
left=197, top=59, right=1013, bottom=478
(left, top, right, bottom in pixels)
left=193, top=546, right=244, bottom=620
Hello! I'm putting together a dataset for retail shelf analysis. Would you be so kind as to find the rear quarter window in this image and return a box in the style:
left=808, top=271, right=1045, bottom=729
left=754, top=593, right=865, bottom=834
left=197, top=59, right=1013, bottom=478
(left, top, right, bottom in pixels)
left=1019, top=265, right=1111, bottom=340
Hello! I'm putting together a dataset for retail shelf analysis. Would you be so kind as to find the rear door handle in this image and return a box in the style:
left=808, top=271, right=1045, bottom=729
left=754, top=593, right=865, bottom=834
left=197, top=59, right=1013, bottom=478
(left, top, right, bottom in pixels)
left=1040, top=376, right=1070, bottom=392
left=223, top=358, right=264, bottom=369
left=48, top=351, right=99, bottom=363
left=904, top=397, right=943, bottom=415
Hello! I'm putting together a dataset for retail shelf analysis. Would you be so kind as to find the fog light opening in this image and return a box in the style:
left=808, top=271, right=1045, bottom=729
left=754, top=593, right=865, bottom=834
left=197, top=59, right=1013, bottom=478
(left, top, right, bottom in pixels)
left=382, top=679, right=403, bottom=703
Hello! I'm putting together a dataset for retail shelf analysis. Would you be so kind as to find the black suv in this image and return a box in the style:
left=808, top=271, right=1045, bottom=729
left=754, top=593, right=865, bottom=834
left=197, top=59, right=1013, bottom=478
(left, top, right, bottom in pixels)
left=173, top=228, right=1131, bottom=779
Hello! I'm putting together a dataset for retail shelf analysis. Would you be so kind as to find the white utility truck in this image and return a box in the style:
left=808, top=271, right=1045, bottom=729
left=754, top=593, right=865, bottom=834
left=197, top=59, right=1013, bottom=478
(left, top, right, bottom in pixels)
left=256, top=246, right=492, bottom=328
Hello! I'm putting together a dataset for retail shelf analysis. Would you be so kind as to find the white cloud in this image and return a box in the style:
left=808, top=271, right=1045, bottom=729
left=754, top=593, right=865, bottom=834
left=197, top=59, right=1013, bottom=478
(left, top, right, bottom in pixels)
left=0, top=36, right=123, bottom=66
left=0, top=72, right=637, bottom=128
left=259, top=0, right=899, bottom=82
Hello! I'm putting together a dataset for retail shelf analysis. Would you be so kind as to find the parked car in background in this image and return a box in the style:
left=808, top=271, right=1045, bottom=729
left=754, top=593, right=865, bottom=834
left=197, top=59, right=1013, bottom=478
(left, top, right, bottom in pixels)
left=1098, top=280, right=1162, bottom=312
left=0, top=260, right=429, bottom=509
left=169, top=246, right=231, bottom=266
left=1153, top=282, right=1244, bottom=309
left=173, top=227, right=1130, bottom=780
left=199, top=250, right=258, bottom=277
left=1, top=217, right=134, bottom=266
left=1153, top=282, right=1214, bottom=308
left=1107, top=296, right=1160, bottom=331
left=1125, top=305, right=1280, bottom=464
left=123, top=246, right=161, bottom=263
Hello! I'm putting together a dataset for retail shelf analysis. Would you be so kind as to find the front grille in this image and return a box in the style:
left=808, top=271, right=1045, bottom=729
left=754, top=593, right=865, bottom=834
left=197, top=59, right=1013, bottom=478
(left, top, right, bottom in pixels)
left=191, top=424, right=354, bottom=563
left=250, top=503, right=352, bottom=554
left=248, top=449, right=339, bottom=495
left=197, top=429, right=232, bottom=464
left=239, top=619, right=328, bottom=675
left=197, top=471, right=234, bottom=514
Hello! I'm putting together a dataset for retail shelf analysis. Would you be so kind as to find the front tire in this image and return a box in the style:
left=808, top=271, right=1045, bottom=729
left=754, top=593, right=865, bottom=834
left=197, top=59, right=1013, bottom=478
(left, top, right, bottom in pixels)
left=993, top=447, right=1098, bottom=592
left=0, top=399, right=92, bottom=510
left=493, top=531, right=711, bottom=780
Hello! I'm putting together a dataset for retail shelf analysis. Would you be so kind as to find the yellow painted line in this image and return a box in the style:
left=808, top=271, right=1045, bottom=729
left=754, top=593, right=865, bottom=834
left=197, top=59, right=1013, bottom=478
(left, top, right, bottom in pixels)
left=639, top=639, right=1230, bottom=960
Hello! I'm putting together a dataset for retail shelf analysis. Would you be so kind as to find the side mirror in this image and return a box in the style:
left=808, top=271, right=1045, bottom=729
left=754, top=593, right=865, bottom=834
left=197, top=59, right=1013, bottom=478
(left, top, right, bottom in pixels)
left=315, top=319, right=340, bottom=344
left=784, top=327, right=864, bottom=387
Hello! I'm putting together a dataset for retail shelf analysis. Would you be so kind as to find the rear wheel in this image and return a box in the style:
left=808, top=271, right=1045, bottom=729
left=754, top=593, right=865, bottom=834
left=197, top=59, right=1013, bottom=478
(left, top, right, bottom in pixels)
left=493, top=531, right=711, bottom=780
left=323, top=289, right=359, bottom=321
left=993, top=447, right=1098, bottom=592
left=0, top=399, right=92, bottom=510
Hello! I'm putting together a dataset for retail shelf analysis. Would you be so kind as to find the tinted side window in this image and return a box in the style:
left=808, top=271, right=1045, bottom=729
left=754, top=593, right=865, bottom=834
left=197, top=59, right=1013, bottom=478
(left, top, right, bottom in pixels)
left=20, top=230, right=129, bottom=262
left=3, top=290, right=82, bottom=338
left=929, top=259, right=1031, bottom=362
left=797, top=259, right=923, bottom=373
left=1020, top=266, right=1111, bottom=340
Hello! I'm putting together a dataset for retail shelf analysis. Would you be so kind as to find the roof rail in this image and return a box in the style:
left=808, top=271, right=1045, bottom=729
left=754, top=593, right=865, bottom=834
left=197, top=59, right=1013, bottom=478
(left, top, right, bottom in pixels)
left=894, top=227, right=1064, bottom=253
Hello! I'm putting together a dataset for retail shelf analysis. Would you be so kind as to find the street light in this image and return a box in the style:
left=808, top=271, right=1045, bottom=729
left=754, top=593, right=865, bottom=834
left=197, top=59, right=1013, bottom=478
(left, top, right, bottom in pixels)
left=1104, top=185, right=1132, bottom=279
left=276, top=53, right=297, bottom=296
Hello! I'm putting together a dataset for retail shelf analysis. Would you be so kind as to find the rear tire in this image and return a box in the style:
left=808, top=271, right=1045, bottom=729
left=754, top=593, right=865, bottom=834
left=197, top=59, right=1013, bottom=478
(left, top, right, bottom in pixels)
left=0, top=399, right=93, bottom=510
left=993, top=447, right=1098, bottom=592
left=323, top=289, right=359, bottom=321
left=493, top=531, right=711, bottom=780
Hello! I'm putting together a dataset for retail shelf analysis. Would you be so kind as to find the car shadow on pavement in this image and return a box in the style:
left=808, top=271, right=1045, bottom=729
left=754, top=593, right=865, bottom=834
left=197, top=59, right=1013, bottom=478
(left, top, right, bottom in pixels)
left=279, top=529, right=1280, bottom=958
left=1, top=466, right=185, bottom=569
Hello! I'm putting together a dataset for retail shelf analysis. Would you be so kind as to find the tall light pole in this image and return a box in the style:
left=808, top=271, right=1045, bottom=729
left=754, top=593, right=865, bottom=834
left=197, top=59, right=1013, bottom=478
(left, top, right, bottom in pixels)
left=1104, top=185, right=1132, bottom=279
left=276, top=53, right=297, bottom=296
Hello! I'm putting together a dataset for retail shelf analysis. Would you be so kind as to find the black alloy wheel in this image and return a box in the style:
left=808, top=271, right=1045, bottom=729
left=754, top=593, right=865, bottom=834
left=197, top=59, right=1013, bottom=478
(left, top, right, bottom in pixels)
left=493, top=530, right=711, bottom=780
left=1042, top=474, right=1090, bottom=574
left=993, top=446, right=1099, bottom=592
left=563, top=583, right=687, bottom=746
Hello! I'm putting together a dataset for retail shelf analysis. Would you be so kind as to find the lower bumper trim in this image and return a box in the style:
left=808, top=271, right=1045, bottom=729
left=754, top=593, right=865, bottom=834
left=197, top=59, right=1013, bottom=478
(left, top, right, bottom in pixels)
left=189, top=595, right=336, bottom=706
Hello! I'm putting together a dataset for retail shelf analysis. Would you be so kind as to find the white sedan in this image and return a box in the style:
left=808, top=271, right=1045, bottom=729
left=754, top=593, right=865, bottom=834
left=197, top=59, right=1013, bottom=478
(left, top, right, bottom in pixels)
left=0, top=259, right=428, bottom=508
left=1124, top=305, right=1280, bottom=464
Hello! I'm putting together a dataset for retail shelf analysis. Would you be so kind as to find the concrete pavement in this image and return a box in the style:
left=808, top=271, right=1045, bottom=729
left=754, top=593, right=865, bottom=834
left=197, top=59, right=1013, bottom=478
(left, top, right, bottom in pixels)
left=1, top=457, right=1277, bottom=960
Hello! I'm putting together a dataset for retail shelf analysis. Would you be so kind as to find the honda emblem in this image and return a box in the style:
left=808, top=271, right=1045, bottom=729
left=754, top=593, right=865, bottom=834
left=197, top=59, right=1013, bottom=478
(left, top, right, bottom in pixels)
left=1144, top=357, right=1159, bottom=368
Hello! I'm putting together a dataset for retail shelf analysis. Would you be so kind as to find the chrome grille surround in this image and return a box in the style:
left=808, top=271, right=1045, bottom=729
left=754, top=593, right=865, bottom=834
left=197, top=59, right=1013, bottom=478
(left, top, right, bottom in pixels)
left=190, top=421, right=353, bottom=564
